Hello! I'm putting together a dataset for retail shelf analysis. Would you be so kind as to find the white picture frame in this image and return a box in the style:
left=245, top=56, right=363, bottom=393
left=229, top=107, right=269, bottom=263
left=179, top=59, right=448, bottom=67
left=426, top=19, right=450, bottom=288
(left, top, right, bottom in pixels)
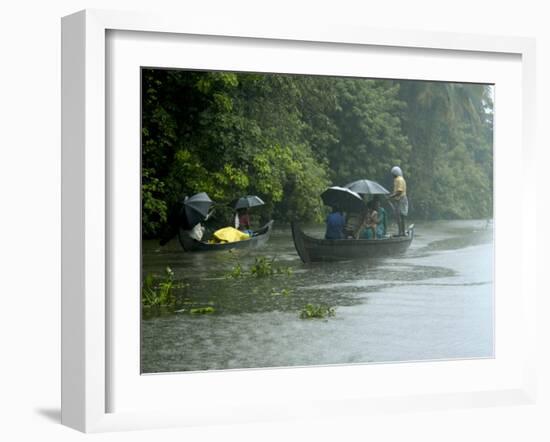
left=61, top=9, right=537, bottom=433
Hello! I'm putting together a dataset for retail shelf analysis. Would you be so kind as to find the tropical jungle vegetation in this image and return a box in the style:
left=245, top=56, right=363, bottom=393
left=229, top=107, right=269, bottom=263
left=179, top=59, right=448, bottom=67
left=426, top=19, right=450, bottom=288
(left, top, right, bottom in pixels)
left=142, top=69, right=493, bottom=238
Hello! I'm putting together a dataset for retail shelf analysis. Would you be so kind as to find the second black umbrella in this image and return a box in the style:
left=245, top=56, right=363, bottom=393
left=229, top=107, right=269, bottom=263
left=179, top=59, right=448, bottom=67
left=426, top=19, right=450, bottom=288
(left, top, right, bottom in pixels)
left=233, top=195, right=265, bottom=210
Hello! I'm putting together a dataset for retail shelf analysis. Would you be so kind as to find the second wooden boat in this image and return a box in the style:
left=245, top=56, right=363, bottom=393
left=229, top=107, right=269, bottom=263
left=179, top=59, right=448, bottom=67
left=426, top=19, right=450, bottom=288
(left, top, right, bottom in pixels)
left=291, top=222, right=414, bottom=263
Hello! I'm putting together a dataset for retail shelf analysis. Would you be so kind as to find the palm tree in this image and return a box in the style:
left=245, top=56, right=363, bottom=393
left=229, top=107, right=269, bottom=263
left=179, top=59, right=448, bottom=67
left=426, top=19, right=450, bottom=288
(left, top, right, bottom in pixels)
left=397, top=80, right=493, bottom=219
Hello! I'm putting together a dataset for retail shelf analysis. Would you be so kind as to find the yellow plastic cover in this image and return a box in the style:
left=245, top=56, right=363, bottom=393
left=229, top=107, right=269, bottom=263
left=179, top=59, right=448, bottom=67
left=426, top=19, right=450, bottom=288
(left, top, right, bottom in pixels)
left=212, top=227, right=250, bottom=243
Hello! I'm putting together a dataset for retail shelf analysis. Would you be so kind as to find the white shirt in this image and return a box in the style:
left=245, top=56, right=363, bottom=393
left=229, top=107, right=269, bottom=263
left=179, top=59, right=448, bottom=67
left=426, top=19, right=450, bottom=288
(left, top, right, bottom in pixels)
left=189, top=223, right=205, bottom=241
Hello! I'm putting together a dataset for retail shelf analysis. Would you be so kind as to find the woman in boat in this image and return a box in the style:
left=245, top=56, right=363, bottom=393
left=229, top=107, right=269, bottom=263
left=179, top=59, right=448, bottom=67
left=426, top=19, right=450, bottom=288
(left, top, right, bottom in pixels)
left=358, top=201, right=377, bottom=239
left=388, top=166, right=408, bottom=236
left=325, top=207, right=346, bottom=240
left=360, top=198, right=387, bottom=239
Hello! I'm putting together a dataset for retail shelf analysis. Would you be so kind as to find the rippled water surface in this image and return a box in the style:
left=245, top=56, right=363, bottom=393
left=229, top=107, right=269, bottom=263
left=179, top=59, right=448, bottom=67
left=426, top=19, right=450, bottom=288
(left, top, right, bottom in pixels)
left=141, top=220, right=494, bottom=373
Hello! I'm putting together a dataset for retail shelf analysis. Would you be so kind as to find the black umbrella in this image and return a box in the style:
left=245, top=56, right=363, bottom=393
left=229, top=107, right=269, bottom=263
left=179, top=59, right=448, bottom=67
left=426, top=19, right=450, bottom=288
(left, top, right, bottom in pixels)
left=183, top=192, right=214, bottom=228
left=345, top=179, right=389, bottom=195
left=321, top=186, right=364, bottom=212
left=233, top=195, right=265, bottom=210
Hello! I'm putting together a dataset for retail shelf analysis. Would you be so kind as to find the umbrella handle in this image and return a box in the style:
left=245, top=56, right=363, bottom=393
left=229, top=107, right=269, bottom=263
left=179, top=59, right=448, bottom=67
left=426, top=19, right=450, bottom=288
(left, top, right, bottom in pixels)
left=205, top=208, right=215, bottom=221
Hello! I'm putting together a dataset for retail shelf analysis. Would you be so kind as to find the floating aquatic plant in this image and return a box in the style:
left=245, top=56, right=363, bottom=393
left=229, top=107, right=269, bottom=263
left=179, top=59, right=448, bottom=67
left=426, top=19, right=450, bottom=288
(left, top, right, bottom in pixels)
left=226, top=252, right=293, bottom=279
left=299, top=304, right=336, bottom=319
left=270, top=287, right=292, bottom=297
left=142, top=266, right=177, bottom=308
left=190, top=306, right=216, bottom=314
left=250, top=256, right=276, bottom=277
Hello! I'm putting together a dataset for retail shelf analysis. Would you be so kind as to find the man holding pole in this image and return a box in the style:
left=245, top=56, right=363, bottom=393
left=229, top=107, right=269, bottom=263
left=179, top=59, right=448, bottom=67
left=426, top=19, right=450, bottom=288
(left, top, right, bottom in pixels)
left=387, top=166, right=408, bottom=236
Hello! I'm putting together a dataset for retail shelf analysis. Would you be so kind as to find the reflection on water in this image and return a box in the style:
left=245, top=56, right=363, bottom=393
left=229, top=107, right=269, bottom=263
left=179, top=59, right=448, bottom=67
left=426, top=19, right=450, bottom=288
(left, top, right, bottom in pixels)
left=141, top=220, right=494, bottom=373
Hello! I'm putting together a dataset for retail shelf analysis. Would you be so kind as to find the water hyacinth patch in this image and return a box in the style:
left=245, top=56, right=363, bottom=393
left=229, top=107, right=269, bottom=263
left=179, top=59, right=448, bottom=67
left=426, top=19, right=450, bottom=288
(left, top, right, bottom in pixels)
left=270, top=287, right=292, bottom=297
left=142, top=266, right=177, bottom=308
left=299, top=304, right=336, bottom=319
left=226, top=252, right=293, bottom=279
left=190, top=306, right=216, bottom=314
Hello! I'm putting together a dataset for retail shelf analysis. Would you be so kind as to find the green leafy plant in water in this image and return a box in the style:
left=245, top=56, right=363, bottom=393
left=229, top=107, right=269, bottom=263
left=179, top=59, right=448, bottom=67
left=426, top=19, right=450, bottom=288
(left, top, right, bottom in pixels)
left=225, top=252, right=293, bottom=279
left=270, top=287, right=292, bottom=297
left=277, top=266, right=293, bottom=276
left=248, top=256, right=293, bottom=278
left=250, top=256, right=276, bottom=277
left=299, top=303, right=336, bottom=319
left=142, top=266, right=177, bottom=308
left=190, top=306, right=216, bottom=314
left=225, top=250, right=245, bottom=279
left=227, top=262, right=244, bottom=279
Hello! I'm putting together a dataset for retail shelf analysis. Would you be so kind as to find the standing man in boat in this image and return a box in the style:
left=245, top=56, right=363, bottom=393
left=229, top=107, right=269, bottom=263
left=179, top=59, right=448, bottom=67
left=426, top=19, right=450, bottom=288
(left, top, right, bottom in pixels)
left=388, top=166, right=408, bottom=236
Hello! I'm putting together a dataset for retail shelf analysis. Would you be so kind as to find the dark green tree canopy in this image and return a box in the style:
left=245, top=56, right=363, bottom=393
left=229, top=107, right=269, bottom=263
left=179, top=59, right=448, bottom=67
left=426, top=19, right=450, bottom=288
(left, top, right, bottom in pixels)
left=142, top=69, right=493, bottom=238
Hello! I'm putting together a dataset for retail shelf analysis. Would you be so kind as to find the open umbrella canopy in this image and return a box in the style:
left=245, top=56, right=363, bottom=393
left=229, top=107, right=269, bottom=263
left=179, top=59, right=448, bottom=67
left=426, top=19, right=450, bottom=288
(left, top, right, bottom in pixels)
left=321, top=186, right=364, bottom=212
left=183, top=192, right=214, bottom=228
left=345, top=179, right=390, bottom=195
left=233, top=195, right=265, bottom=210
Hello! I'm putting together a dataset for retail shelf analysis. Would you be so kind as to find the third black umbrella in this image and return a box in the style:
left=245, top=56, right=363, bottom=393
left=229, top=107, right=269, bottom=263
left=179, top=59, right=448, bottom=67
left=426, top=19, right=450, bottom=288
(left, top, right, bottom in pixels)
left=321, top=186, right=364, bottom=212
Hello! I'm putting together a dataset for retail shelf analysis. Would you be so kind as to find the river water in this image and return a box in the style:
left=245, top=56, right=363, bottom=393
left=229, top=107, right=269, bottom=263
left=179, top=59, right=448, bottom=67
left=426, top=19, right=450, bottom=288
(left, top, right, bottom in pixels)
left=141, top=220, right=494, bottom=373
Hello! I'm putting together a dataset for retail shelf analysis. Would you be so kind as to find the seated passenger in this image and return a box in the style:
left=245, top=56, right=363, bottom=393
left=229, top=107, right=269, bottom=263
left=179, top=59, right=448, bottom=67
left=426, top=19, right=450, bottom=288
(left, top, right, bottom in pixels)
left=188, top=222, right=205, bottom=241
left=361, top=198, right=387, bottom=239
left=343, top=211, right=360, bottom=238
left=360, top=201, right=378, bottom=239
left=234, top=208, right=253, bottom=235
left=344, top=205, right=370, bottom=239
left=325, top=207, right=345, bottom=240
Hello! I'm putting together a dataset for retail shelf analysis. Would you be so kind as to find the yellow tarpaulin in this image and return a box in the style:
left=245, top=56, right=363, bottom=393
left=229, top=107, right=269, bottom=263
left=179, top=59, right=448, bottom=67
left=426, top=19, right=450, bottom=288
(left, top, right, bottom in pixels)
left=212, top=227, right=250, bottom=243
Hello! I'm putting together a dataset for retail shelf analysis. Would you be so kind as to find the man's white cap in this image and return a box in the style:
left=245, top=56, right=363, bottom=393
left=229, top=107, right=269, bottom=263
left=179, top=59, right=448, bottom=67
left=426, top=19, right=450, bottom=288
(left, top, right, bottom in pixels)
left=391, top=166, right=403, bottom=177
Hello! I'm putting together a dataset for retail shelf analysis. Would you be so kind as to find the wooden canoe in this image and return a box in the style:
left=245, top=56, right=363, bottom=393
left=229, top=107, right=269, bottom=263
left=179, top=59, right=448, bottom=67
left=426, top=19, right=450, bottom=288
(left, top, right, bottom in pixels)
left=291, top=222, right=414, bottom=263
left=178, top=220, right=274, bottom=252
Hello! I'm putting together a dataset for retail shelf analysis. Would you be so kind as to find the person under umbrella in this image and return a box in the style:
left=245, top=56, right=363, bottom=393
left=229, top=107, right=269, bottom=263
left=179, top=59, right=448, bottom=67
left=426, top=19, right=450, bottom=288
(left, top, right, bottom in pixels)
left=159, top=192, right=214, bottom=245
left=344, top=179, right=389, bottom=238
left=320, top=187, right=364, bottom=240
left=387, top=166, right=408, bottom=236
left=320, top=186, right=364, bottom=213
left=182, top=192, right=215, bottom=241
left=325, top=206, right=346, bottom=240
left=232, top=195, right=265, bottom=233
left=183, top=192, right=214, bottom=226
left=235, top=208, right=251, bottom=232
left=358, top=197, right=387, bottom=239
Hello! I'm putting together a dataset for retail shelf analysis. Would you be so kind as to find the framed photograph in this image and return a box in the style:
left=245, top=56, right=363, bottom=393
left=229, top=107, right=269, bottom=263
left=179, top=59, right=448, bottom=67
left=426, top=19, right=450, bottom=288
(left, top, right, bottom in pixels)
left=61, top=9, right=537, bottom=432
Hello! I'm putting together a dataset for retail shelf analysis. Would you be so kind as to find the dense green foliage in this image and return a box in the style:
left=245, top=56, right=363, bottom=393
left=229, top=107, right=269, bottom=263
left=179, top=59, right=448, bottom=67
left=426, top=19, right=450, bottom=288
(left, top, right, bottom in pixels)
left=142, top=69, right=493, bottom=237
